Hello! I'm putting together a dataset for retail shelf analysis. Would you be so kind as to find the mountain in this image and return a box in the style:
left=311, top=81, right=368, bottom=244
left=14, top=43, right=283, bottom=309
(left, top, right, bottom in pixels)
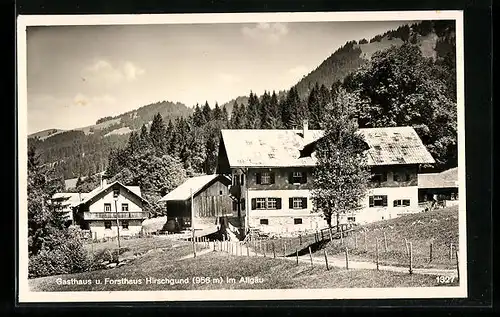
left=222, top=21, right=447, bottom=112
left=28, top=100, right=193, bottom=181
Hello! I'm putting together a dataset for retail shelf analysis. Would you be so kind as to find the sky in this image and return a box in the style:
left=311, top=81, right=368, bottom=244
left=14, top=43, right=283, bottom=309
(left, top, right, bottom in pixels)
left=26, top=20, right=413, bottom=134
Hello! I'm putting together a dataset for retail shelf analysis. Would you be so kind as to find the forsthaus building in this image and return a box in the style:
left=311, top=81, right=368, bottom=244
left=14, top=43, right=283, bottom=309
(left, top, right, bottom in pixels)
left=216, top=121, right=435, bottom=235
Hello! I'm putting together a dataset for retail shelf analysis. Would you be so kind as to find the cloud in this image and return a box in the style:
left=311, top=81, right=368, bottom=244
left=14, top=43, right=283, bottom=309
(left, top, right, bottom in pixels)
left=241, top=22, right=289, bottom=43
left=70, top=93, right=117, bottom=108
left=81, top=60, right=145, bottom=85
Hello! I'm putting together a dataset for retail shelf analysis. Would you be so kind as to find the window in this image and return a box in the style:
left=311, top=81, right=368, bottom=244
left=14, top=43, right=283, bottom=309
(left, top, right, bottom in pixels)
left=292, top=171, right=302, bottom=183
left=232, top=199, right=246, bottom=211
left=294, top=218, right=303, bottom=225
left=394, top=173, right=410, bottom=182
left=121, top=220, right=129, bottom=230
left=256, top=172, right=274, bottom=185
left=121, top=203, right=129, bottom=211
left=104, top=221, right=112, bottom=229
left=232, top=175, right=238, bottom=185
left=113, top=188, right=120, bottom=198
left=289, top=171, right=307, bottom=184
left=260, top=219, right=269, bottom=225
left=371, top=173, right=387, bottom=183
left=393, top=199, right=411, bottom=207
left=256, top=198, right=266, bottom=210
left=252, top=198, right=281, bottom=210
left=104, top=203, right=112, bottom=212
left=347, top=216, right=356, bottom=222
left=267, top=198, right=277, bottom=209
left=240, top=174, right=244, bottom=186
left=369, top=195, right=388, bottom=207
left=289, top=197, right=308, bottom=209
left=219, top=190, right=223, bottom=195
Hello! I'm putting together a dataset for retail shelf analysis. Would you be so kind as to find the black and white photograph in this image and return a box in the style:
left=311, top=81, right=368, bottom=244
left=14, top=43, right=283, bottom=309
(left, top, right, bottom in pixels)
left=17, top=11, right=466, bottom=302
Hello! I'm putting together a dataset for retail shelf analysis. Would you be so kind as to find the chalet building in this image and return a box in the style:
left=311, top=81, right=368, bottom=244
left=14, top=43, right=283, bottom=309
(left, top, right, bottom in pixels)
left=216, top=121, right=435, bottom=235
left=418, top=167, right=459, bottom=208
left=158, top=174, right=232, bottom=235
left=54, top=177, right=149, bottom=239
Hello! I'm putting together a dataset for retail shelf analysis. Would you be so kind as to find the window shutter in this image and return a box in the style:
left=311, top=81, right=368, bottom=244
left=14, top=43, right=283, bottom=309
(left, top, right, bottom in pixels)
left=289, top=198, right=293, bottom=208
left=393, top=200, right=397, bottom=207
left=276, top=198, right=282, bottom=209
left=301, top=172, right=307, bottom=184
left=255, top=172, right=261, bottom=185
left=382, top=195, right=388, bottom=207
left=288, top=172, right=294, bottom=184
left=302, top=198, right=308, bottom=209
left=369, top=196, right=374, bottom=207
left=251, top=198, right=256, bottom=210
left=241, top=198, right=246, bottom=211
left=270, top=172, right=275, bottom=184
left=232, top=200, right=237, bottom=211
left=241, top=174, right=244, bottom=186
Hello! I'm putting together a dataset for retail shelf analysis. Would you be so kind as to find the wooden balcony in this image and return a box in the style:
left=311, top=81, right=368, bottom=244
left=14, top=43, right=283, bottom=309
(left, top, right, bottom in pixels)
left=83, top=211, right=149, bottom=220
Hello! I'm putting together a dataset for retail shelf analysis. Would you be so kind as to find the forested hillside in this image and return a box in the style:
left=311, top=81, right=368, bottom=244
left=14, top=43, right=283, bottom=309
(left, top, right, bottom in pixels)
left=28, top=100, right=192, bottom=179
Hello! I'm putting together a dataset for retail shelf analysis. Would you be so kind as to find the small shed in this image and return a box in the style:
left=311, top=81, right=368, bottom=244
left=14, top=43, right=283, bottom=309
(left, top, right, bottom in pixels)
left=158, top=174, right=232, bottom=233
left=418, top=167, right=459, bottom=206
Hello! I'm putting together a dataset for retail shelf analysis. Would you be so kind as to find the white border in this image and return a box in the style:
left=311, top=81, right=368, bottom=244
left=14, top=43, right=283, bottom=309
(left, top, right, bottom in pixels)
left=17, top=10, right=467, bottom=303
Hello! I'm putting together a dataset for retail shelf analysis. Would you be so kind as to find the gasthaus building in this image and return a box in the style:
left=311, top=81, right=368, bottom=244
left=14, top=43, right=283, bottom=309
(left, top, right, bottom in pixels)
left=54, top=177, right=149, bottom=239
left=216, top=120, right=435, bottom=236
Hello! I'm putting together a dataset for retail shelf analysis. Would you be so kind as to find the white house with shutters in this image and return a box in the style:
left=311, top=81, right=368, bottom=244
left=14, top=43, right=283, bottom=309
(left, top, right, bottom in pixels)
left=216, top=121, right=436, bottom=235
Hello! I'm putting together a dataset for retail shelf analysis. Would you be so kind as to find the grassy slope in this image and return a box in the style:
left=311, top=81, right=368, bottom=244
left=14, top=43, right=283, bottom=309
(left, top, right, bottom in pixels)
left=322, top=206, right=459, bottom=269
left=29, top=251, right=441, bottom=292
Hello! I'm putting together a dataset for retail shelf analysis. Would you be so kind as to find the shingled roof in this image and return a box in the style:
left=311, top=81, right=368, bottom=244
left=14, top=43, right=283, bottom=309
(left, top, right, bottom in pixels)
left=158, top=174, right=231, bottom=202
left=418, top=167, right=458, bottom=189
left=220, top=126, right=435, bottom=168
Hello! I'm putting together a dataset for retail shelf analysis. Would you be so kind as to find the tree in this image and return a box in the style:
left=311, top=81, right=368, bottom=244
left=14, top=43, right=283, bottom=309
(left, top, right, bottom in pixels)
left=311, top=88, right=370, bottom=229
left=343, top=43, right=457, bottom=168
left=245, top=92, right=261, bottom=129
left=201, top=101, right=212, bottom=124
left=28, top=146, right=67, bottom=256
left=149, top=113, right=166, bottom=152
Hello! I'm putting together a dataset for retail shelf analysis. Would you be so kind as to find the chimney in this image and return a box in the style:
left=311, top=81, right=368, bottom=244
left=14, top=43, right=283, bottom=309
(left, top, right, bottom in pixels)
left=302, top=119, right=309, bottom=139
left=101, top=174, right=107, bottom=188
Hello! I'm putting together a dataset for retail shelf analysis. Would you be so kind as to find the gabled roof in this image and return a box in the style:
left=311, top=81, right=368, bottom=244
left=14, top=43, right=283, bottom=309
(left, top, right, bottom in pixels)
left=54, top=181, right=148, bottom=208
left=158, top=174, right=231, bottom=202
left=220, top=126, right=435, bottom=168
left=418, top=167, right=458, bottom=189
left=220, top=129, right=324, bottom=168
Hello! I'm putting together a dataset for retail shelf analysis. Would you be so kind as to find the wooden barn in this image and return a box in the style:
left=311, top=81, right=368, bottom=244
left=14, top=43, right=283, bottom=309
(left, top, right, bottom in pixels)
left=158, top=174, right=232, bottom=234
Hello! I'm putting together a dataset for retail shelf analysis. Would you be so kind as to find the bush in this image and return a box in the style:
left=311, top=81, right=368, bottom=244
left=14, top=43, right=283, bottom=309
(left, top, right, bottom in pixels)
left=28, top=230, right=93, bottom=278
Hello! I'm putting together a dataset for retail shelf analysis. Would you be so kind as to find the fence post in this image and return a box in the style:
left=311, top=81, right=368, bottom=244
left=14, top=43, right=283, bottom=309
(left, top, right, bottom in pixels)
left=375, top=239, right=379, bottom=271
left=296, top=249, right=299, bottom=266
left=450, top=243, right=454, bottom=261
left=263, top=242, right=266, bottom=257
left=409, top=241, right=413, bottom=274
left=273, top=242, right=276, bottom=258
left=383, top=231, right=388, bottom=252
left=329, top=227, right=333, bottom=242
left=345, top=247, right=349, bottom=270
left=284, top=240, right=287, bottom=257
left=364, top=230, right=367, bottom=252
left=455, top=250, right=460, bottom=282
left=429, top=242, right=433, bottom=263
left=321, top=230, right=324, bottom=241
left=404, top=238, right=409, bottom=256
left=246, top=244, right=249, bottom=257
left=299, top=234, right=302, bottom=245
left=340, top=226, right=344, bottom=246
left=324, top=250, right=329, bottom=271
left=308, top=246, right=313, bottom=267
left=354, top=233, right=358, bottom=249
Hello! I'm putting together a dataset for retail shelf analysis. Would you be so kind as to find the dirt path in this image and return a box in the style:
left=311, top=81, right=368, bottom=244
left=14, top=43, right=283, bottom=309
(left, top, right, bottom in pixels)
left=205, top=241, right=457, bottom=277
